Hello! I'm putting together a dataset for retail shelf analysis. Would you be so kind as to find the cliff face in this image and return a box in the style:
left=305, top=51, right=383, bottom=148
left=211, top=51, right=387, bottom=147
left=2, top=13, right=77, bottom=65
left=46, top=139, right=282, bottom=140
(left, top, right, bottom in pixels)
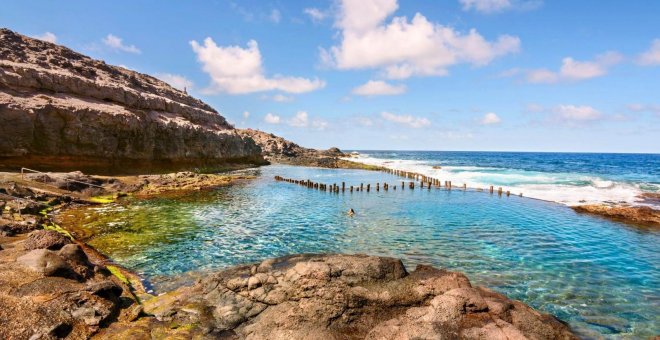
left=0, top=28, right=265, bottom=174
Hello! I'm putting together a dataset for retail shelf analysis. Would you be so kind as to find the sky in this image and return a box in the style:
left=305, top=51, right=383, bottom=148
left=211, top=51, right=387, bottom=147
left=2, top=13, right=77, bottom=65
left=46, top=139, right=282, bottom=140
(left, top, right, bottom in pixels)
left=2, top=0, right=660, bottom=153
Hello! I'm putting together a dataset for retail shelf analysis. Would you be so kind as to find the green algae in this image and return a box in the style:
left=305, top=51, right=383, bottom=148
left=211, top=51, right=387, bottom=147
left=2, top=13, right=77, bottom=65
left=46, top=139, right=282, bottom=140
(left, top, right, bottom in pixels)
left=89, top=195, right=116, bottom=204
left=43, top=223, right=74, bottom=240
left=107, top=265, right=130, bottom=285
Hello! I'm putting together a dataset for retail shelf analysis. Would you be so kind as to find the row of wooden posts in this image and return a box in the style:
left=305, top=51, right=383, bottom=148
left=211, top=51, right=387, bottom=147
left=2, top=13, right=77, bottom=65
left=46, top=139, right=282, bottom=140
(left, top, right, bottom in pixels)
left=274, top=168, right=521, bottom=197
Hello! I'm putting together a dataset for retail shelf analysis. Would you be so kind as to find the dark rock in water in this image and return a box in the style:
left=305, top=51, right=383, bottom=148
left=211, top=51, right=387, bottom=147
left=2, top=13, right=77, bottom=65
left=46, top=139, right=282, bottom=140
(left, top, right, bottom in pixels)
left=23, top=230, right=71, bottom=250
left=121, top=254, right=577, bottom=339
left=0, top=28, right=265, bottom=174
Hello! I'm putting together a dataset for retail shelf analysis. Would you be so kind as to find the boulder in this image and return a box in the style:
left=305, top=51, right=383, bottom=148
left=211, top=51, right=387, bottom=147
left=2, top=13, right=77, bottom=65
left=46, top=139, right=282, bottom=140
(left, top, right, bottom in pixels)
left=17, top=249, right=75, bottom=278
left=23, top=230, right=71, bottom=250
left=137, top=254, right=577, bottom=339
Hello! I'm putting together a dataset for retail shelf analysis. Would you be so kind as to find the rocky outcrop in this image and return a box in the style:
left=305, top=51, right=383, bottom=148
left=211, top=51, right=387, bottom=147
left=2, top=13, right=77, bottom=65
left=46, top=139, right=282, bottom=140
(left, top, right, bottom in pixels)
left=0, top=233, right=134, bottom=339
left=572, top=204, right=660, bottom=229
left=0, top=28, right=265, bottom=174
left=239, top=128, right=380, bottom=170
left=100, top=254, right=577, bottom=339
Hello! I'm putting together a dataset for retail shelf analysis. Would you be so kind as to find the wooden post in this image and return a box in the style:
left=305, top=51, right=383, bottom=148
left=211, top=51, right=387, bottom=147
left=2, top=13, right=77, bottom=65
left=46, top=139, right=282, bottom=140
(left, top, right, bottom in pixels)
left=519, top=193, right=523, bottom=197
left=376, top=183, right=380, bottom=191
left=367, top=184, right=370, bottom=192
left=463, top=183, right=467, bottom=190
left=350, top=186, right=353, bottom=192
left=498, top=187, right=503, bottom=196
left=506, top=191, right=510, bottom=197
left=489, top=185, right=494, bottom=193
left=360, top=183, right=364, bottom=191
left=342, top=182, right=345, bottom=192
left=401, top=181, right=404, bottom=189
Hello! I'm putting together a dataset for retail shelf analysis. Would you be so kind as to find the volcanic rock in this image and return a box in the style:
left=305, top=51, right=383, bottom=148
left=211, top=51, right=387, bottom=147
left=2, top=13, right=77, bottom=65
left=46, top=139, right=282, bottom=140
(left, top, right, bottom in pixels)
left=0, top=28, right=264, bottom=174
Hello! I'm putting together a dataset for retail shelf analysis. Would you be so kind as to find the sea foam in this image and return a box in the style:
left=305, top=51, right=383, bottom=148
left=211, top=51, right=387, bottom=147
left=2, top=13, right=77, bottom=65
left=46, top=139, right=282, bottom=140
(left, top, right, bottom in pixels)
left=345, top=154, right=654, bottom=207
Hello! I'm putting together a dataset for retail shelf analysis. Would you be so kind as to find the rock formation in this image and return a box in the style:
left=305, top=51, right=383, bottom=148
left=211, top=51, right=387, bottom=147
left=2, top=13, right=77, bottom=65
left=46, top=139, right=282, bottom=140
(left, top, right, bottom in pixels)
left=239, top=128, right=377, bottom=169
left=0, top=28, right=265, bottom=174
left=572, top=204, right=660, bottom=229
left=100, top=254, right=577, bottom=339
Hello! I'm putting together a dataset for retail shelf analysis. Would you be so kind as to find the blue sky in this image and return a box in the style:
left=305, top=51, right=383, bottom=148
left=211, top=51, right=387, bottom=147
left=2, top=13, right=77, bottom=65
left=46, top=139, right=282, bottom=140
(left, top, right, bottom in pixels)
left=2, top=0, right=659, bottom=152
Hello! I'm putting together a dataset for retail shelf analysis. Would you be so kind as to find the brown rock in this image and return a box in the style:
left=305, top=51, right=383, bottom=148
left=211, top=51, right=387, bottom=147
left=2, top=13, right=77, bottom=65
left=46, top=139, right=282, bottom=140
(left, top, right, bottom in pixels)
left=130, top=254, right=576, bottom=339
left=572, top=204, right=660, bottom=229
left=23, top=230, right=71, bottom=250
left=16, top=249, right=75, bottom=278
left=0, top=28, right=265, bottom=174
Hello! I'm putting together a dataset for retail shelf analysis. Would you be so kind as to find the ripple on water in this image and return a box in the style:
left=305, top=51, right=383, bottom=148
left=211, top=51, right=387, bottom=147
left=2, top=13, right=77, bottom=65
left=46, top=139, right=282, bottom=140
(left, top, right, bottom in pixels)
left=58, top=165, right=660, bottom=339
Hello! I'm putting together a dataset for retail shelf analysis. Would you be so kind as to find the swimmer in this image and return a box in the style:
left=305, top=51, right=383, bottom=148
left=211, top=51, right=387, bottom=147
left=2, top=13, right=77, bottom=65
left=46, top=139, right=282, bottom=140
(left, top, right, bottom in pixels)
left=347, top=208, right=355, bottom=216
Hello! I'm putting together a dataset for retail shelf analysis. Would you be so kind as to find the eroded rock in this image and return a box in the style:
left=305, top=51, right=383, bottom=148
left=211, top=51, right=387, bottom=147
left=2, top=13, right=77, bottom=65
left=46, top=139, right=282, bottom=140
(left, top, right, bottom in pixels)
left=123, top=254, right=577, bottom=339
left=23, top=229, right=72, bottom=250
left=0, top=28, right=264, bottom=174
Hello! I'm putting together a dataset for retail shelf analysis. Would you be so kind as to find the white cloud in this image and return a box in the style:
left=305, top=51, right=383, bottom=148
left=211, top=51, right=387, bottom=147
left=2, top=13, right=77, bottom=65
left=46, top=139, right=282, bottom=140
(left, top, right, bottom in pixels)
left=637, top=39, right=660, bottom=66
left=272, top=94, right=294, bottom=102
left=103, top=34, right=141, bottom=54
left=381, top=111, right=431, bottom=128
left=525, top=103, right=545, bottom=113
left=526, top=69, right=559, bottom=83
left=286, top=111, right=328, bottom=130
left=526, top=51, right=623, bottom=83
left=312, top=120, right=329, bottom=130
left=555, top=105, right=601, bottom=122
left=269, top=9, right=281, bottom=23
left=480, top=112, right=501, bottom=125
left=321, top=0, right=520, bottom=79
left=304, top=8, right=329, bottom=22
left=264, top=113, right=281, bottom=124
left=459, top=0, right=542, bottom=13
left=356, top=117, right=375, bottom=127
left=627, top=103, right=660, bottom=115
left=155, top=73, right=194, bottom=91
left=33, top=32, right=57, bottom=43
left=352, top=80, right=406, bottom=96
left=190, top=38, right=325, bottom=94
left=243, top=111, right=250, bottom=119
left=460, top=0, right=511, bottom=13
left=288, top=111, right=309, bottom=127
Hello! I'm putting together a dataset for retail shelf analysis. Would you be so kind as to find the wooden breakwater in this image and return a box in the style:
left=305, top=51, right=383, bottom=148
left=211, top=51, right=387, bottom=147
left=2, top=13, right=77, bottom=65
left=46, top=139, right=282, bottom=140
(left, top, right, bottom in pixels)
left=274, top=167, right=523, bottom=198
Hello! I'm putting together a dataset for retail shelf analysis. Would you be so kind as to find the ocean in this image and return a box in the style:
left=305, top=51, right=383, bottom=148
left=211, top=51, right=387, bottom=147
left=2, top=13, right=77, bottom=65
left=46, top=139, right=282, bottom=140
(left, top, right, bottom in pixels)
left=346, top=151, right=660, bottom=207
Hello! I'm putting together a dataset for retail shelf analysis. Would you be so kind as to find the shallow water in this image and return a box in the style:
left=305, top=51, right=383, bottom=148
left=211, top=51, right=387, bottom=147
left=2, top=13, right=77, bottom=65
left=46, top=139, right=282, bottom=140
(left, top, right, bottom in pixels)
left=60, top=165, right=659, bottom=338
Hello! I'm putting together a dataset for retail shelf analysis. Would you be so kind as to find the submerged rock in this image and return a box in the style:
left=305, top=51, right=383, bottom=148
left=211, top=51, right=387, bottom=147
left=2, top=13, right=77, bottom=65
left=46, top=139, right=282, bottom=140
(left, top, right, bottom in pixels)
left=0, top=28, right=264, bottom=174
left=101, top=254, right=577, bottom=339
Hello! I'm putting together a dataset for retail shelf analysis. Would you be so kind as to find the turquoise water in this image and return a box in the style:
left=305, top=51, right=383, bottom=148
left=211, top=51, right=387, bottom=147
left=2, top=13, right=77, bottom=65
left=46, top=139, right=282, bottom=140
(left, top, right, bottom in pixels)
left=69, top=165, right=659, bottom=338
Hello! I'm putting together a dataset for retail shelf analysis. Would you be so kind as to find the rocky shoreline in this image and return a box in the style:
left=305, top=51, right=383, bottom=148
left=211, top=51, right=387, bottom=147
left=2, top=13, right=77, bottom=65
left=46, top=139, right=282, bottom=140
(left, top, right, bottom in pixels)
left=0, top=171, right=579, bottom=339
left=571, top=204, right=660, bottom=230
left=238, top=128, right=384, bottom=171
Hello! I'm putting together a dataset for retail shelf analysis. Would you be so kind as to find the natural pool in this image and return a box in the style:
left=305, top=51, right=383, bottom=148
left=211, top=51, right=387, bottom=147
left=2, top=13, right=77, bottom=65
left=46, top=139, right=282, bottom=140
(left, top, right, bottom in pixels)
left=59, top=165, right=659, bottom=339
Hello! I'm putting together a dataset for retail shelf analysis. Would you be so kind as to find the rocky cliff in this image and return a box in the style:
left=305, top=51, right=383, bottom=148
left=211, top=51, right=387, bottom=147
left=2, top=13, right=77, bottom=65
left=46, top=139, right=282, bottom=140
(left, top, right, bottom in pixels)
left=239, top=128, right=376, bottom=169
left=0, top=28, right=265, bottom=174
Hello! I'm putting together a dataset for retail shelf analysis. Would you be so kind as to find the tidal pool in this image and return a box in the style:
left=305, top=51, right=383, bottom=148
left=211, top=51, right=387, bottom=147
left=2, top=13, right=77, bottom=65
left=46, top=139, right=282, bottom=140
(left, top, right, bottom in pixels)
left=59, top=165, right=659, bottom=338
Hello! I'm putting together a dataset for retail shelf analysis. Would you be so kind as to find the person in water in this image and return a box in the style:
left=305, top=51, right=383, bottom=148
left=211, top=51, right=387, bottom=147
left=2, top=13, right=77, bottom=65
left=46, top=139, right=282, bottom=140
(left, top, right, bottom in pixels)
left=348, top=208, right=355, bottom=216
